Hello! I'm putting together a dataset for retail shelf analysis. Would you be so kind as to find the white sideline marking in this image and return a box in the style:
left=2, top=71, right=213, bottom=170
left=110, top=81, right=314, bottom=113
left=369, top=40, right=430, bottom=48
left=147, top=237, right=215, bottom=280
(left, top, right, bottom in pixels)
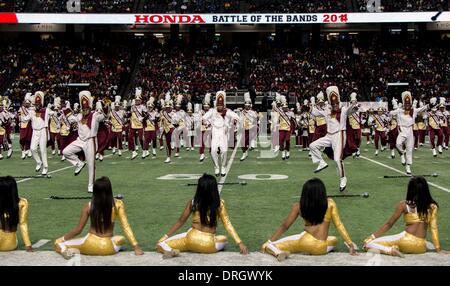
left=359, top=155, right=450, bottom=194
left=218, top=141, right=240, bottom=194
left=17, top=152, right=122, bottom=184
left=32, top=239, right=50, bottom=249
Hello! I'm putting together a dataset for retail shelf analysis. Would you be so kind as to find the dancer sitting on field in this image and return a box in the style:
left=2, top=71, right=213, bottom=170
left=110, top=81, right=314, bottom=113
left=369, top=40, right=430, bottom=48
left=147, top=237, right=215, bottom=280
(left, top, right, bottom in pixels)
left=54, top=177, right=143, bottom=259
left=363, top=176, right=449, bottom=257
left=156, top=174, right=248, bottom=258
left=262, top=178, right=357, bottom=261
left=0, top=176, right=33, bottom=252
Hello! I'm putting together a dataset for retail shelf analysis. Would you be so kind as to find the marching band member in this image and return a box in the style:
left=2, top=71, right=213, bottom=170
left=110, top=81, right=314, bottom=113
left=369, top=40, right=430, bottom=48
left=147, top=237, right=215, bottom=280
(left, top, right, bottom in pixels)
left=95, top=100, right=110, bottom=162
left=128, top=88, right=147, bottom=160
left=262, top=178, right=356, bottom=261
left=428, top=98, right=444, bottom=157
left=23, top=91, right=55, bottom=176
left=307, top=98, right=316, bottom=155
left=271, top=93, right=281, bottom=152
left=203, top=91, right=240, bottom=176
left=389, top=92, right=429, bottom=174
left=48, top=97, right=62, bottom=156
left=199, top=94, right=212, bottom=162
left=59, top=101, right=78, bottom=161
left=18, top=93, right=33, bottom=159
left=62, top=91, right=105, bottom=193
left=174, top=94, right=189, bottom=157
left=55, top=177, right=143, bottom=258
left=186, top=102, right=195, bottom=151
left=309, top=86, right=359, bottom=192
left=312, top=92, right=327, bottom=142
left=0, top=98, right=12, bottom=160
left=1, top=96, right=13, bottom=157
left=156, top=174, right=248, bottom=258
left=369, top=105, right=388, bottom=156
left=364, top=176, right=448, bottom=256
left=414, top=101, right=427, bottom=150
left=0, top=176, right=33, bottom=252
left=275, top=95, right=295, bottom=160
left=240, top=93, right=258, bottom=161
left=346, top=93, right=362, bottom=158
left=438, top=98, right=449, bottom=151
left=109, top=96, right=125, bottom=157
left=298, top=100, right=311, bottom=152
left=143, top=97, right=159, bottom=158
left=160, top=94, right=178, bottom=163
left=387, top=102, right=399, bottom=159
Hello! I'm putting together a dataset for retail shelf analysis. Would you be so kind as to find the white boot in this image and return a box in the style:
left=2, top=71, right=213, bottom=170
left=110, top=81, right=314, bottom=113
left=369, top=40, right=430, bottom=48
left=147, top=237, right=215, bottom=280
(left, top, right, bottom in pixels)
left=220, top=166, right=227, bottom=177
left=159, top=146, right=164, bottom=150
left=286, top=151, right=290, bottom=159
left=142, top=151, right=147, bottom=159
left=164, top=157, right=171, bottom=163
left=61, top=155, right=66, bottom=161
left=174, top=152, right=179, bottom=158
left=41, top=167, right=48, bottom=176
left=432, top=148, right=437, bottom=157
left=281, top=150, right=286, bottom=160
left=74, top=162, right=86, bottom=176
left=118, top=150, right=122, bottom=156
left=381, top=146, right=385, bottom=152
left=214, top=167, right=220, bottom=177
left=135, top=146, right=139, bottom=151
left=35, top=163, right=42, bottom=172
left=339, top=177, right=347, bottom=192
left=406, top=164, right=411, bottom=175
left=391, top=149, right=395, bottom=159
left=438, top=145, right=443, bottom=154
left=131, top=151, right=138, bottom=160
left=375, top=149, right=379, bottom=156
left=240, top=151, right=247, bottom=161
left=95, top=153, right=99, bottom=160
left=7, top=146, right=12, bottom=158
left=87, top=185, right=93, bottom=193
left=52, top=150, right=56, bottom=155
left=152, top=148, right=156, bottom=156
left=27, top=150, right=32, bottom=158
left=356, top=149, right=360, bottom=157
left=112, top=147, right=116, bottom=154
left=314, top=160, right=328, bottom=173
left=401, top=153, right=406, bottom=165
left=99, top=154, right=103, bottom=161
left=0, top=154, right=3, bottom=160
left=200, top=153, right=205, bottom=162
left=21, top=151, right=26, bottom=160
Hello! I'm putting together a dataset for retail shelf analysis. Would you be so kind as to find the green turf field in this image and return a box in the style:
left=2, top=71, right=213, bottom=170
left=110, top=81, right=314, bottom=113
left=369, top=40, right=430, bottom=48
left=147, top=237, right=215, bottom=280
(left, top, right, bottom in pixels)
left=1, top=135, right=449, bottom=253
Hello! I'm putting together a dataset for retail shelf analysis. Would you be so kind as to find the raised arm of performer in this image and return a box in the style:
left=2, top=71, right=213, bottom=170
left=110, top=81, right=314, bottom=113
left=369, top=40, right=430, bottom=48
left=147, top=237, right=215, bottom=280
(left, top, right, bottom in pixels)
left=364, top=176, right=449, bottom=256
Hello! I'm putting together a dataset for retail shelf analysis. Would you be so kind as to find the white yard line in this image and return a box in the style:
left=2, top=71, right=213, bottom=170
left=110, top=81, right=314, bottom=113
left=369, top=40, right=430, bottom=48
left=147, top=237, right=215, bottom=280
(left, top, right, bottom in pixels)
left=32, top=239, right=51, bottom=249
left=17, top=152, right=122, bottom=184
left=359, top=155, right=450, bottom=194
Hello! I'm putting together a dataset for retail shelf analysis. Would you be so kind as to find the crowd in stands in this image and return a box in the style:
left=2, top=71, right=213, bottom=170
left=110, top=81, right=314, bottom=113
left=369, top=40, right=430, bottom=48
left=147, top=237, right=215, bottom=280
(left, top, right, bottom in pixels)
left=0, top=0, right=27, bottom=12
left=33, top=0, right=134, bottom=13
left=143, top=0, right=240, bottom=13
left=1, top=0, right=446, bottom=12
left=247, top=40, right=449, bottom=102
left=2, top=40, right=131, bottom=106
left=1, top=37, right=448, bottom=106
left=357, top=0, right=448, bottom=12
left=132, top=44, right=240, bottom=102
